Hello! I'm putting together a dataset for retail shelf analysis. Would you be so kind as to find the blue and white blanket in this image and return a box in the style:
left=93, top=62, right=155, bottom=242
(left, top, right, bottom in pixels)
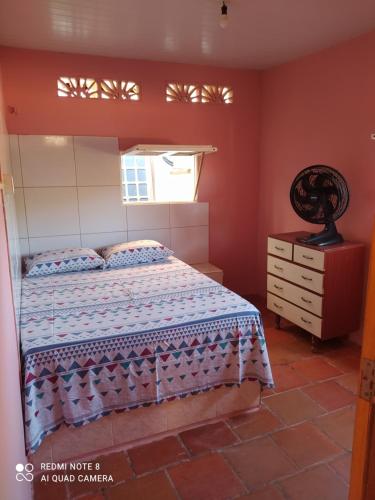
left=21, top=257, right=274, bottom=453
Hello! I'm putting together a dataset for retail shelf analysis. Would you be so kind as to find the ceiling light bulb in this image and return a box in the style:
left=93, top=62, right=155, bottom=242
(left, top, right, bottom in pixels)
left=219, top=1, right=228, bottom=29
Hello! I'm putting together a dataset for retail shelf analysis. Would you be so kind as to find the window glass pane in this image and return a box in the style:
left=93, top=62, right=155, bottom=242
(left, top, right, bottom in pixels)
left=137, top=169, right=146, bottom=182
left=136, top=157, right=145, bottom=167
left=140, top=197, right=148, bottom=201
left=128, top=184, right=137, bottom=196
left=124, top=156, right=135, bottom=167
left=138, top=183, right=148, bottom=197
left=152, top=155, right=196, bottom=202
left=126, top=169, right=136, bottom=182
left=129, top=197, right=138, bottom=201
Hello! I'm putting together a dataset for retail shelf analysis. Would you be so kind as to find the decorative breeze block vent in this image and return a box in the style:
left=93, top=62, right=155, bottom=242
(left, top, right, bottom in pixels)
left=57, top=77, right=140, bottom=100
left=57, top=77, right=99, bottom=99
left=166, top=83, right=233, bottom=104
left=100, top=80, right=140, bottom=100
left=201, top=85, right=233, bottom=104
left=166, top=83, right=201, bottom=103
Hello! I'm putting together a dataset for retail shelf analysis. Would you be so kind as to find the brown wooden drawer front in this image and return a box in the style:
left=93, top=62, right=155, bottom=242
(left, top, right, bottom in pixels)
left=267, top=237, right=293, bottom=261
left=267, top=274, right=323, bottom=317
left=294, top=245, right=325, bottom=271
left=267, top=293, right=322, bottom=337
left=267, top=255, right=324, bottom=294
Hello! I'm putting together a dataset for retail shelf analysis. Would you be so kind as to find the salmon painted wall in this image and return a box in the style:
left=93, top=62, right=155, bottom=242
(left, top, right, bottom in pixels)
left=258, top=30, right=375, bottom=295
left=0, top=65, right=31, bottom=500
left=0, top=47, right=261, bottom=295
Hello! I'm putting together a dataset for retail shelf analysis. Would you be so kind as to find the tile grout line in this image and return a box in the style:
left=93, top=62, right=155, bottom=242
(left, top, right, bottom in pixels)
left=164, top=468, right=183, bottom=500
left=72, top=137, right=83, bottom=248
left=219, top=448, right=252, bottom=496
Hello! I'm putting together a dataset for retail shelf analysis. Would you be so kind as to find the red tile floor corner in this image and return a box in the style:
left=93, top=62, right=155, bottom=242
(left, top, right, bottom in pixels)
left=32, top=300, right=359, bottom=500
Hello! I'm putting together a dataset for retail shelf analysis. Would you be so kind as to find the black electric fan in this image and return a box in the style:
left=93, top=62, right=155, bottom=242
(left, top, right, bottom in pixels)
left=290, top=165, right=349, bottom=246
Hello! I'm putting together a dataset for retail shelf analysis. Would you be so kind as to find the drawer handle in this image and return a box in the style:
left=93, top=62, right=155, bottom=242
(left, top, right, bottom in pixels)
left=302, top=254, right=314, bottom=260
left=274, top=265, right=284, bottom=271
left=274, top=284, right=284, bottom=291
left=301, top=317, right=312, bottom=325
left=301, top=275, right=312, bottom=281
left=275, top=246, right=285, bottom=251
left=301, top=297, right=312, bottom=304
left=273, top=302, right=283, bottom=310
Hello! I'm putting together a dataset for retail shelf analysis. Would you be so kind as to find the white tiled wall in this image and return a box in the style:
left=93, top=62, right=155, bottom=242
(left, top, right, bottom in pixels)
left=13, top=135, right=209, bottom=264
left=3, top=134, right=22, bottom=334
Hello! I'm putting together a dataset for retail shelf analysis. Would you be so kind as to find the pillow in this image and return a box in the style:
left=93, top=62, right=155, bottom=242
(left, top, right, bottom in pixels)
left=25, top=248, right=105, bottom=277
left=102, top=240, right=174, bottom=268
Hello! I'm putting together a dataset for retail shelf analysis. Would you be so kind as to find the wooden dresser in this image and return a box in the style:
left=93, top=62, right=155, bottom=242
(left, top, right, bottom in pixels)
left=267, top=231, right=365, bottom=344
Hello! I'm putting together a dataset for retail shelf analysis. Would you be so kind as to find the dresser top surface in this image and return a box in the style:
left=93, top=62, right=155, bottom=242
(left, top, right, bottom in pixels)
left=269, top=231, right=365, bottom=252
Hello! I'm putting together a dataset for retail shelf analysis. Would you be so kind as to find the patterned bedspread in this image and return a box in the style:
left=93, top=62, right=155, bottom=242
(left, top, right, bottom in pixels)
left=21, top=257, right=274, bottom=453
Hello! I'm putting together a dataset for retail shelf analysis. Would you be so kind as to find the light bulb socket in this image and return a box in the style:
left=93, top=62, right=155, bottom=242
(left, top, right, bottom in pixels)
left=221, top=1, right=228, bottom=16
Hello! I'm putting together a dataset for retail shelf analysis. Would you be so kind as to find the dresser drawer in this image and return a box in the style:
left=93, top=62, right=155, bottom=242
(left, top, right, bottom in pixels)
left=294, top=245, right=325, bottom=271
left=267, top=255, right=324, bottom=294
left=267, top=293, right=322, bottom=337
left=267, top=237, right=293, bottom=261
left=267, top=274, right=323, bottom=317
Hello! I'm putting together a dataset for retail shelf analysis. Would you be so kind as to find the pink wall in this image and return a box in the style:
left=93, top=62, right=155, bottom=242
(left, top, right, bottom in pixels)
left=0, top=47, right=261, bottom=295
left=2, top=31, right=375, bottom=299
left=0, top=65, right=31, bottom=500
left=257, top=30, right=375, bottom=294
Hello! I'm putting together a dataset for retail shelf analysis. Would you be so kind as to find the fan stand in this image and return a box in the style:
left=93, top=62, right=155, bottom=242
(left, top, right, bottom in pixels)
left=297, top=222, right=343, bottom=247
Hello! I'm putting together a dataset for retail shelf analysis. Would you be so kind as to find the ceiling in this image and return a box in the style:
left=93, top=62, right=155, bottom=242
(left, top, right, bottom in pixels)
left=1, top=0, right=375, bottom=69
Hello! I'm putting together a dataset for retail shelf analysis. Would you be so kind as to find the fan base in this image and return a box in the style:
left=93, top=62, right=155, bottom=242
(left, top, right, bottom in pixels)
left=297, top=223, right=343, bottom=247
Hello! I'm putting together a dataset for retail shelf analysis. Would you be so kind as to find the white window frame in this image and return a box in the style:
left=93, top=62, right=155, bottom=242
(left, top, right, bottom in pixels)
left=120, top=145, right=217, bottom=204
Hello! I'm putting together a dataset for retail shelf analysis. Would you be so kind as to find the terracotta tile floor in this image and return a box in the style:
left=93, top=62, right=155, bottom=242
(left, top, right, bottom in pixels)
left=33, top=304, right=361, bottom=500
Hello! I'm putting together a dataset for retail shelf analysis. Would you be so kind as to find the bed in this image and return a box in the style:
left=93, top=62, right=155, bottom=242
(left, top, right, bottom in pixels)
left=21, top=256, right=274, bottom=456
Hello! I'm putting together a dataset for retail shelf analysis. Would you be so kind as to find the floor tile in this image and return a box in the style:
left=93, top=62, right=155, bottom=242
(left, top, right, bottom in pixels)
left=263, top=327, right=301, bottom=346
left=324, top=353, right=361, bottom=373
left=33, top=476, right=67, bottom=500
left=68, top=452, right=133, bottom=497
left=329, top=453, right=352, bottom=483
left=76, top=494, right=105, bottom=500
left=168, top=453, right=246, bottom=500
left=105, top=471, right=177, bottom=500
left=303, top=380, right=356, bottom=411
left=264, top=389, right=324, bottom=425
left=291, top=357, right=342, bottom=382
left=261, top=387, right=275, bottom=397
left=271, top=364, right=309, bottom=392
left=96, top=451, right=133, bottom=482
left=238, top=485, right=285, bottom=499
left=314, top=407, right=356, bottom=451
left=271, top=422, right=341, bottom=467
left=267, top=341, right=311, bottom=365
left=230, top=408, right=282, bottom=440
left=336, top=372, right=359, bottom=394
left=278, top=464, right=348, bottom=500
left=179, top=421, right=237, bottom=455
left=128, top=436, right=187, bottom=474
left=223, top=437, right=295, bottom=488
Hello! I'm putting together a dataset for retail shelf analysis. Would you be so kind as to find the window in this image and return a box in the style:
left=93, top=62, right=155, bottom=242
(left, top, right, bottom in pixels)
left=122, top=156, right=152, bottom=202
left=121, top=154, right=197, bottom=203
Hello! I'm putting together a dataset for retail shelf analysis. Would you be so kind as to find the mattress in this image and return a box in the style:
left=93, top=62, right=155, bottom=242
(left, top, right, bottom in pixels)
left=20, top=256, right=274, bottom=453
